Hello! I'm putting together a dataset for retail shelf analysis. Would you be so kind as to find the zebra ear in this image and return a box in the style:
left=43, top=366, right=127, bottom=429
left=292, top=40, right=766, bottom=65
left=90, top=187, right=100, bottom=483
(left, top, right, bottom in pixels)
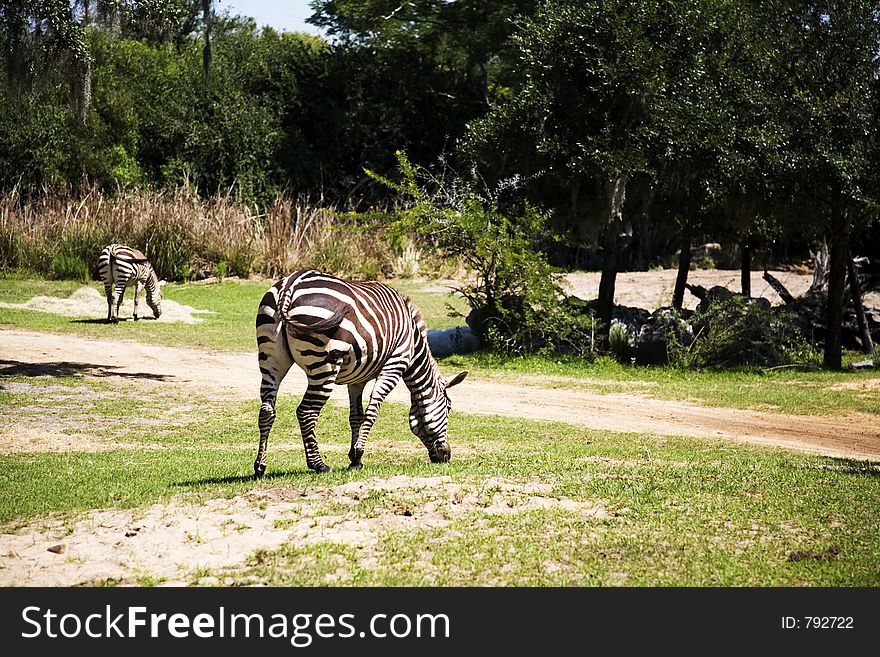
left=446, top=371, right=468, bottom=388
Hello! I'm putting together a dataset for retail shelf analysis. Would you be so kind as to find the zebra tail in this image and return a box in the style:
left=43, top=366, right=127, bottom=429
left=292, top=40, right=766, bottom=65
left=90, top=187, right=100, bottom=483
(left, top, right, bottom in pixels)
left=282, top=306, right=347, bottom=337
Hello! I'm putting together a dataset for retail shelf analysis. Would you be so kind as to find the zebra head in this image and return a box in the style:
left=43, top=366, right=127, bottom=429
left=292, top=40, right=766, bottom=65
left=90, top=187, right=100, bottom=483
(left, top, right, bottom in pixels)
left=147, top=278, right=165, bottom=318
left=409, top=370, right=468, bottom=463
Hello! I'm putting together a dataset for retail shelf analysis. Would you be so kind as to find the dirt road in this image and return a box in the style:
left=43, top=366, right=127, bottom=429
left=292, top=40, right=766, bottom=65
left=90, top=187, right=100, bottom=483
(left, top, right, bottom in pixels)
left=3, top=329, right=879, bottom=461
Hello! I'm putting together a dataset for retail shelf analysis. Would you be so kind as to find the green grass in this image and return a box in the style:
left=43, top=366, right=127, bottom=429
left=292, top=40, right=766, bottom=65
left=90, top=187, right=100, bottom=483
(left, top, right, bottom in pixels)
left=0, top=274, right=468, bottom=351
left=1, top=374, right=878, bottom=586
left=3, top=273, right=880, bottom=586
left=442, top=352, right=880, bottom=416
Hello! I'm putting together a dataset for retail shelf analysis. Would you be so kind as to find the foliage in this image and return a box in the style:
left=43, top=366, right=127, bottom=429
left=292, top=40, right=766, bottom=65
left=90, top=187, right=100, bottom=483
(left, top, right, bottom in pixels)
left=367, top=151, right=592, bottom=355
left=49, top=253, right=90, bottom=281
left=668, top=295, right=820, bottom=369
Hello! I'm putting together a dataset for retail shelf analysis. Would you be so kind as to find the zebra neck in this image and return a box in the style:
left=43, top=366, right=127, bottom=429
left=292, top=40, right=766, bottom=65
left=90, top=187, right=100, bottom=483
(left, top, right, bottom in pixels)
left=144, top=270, right=160, bottom=300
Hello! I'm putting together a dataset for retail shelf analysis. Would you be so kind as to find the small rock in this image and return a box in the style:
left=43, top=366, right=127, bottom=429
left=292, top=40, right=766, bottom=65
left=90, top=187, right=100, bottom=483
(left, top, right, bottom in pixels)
left=47, top=544, right=66, bottom=554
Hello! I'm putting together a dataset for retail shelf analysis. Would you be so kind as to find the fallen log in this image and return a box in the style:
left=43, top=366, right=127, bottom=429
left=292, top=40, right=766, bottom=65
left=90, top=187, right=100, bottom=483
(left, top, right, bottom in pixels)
left=762, top=269, right=797, bottom=305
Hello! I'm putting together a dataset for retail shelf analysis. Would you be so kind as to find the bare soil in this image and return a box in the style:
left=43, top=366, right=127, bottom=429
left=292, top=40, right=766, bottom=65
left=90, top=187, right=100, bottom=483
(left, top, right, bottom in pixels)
left=1, top=268, right=879, bottom=586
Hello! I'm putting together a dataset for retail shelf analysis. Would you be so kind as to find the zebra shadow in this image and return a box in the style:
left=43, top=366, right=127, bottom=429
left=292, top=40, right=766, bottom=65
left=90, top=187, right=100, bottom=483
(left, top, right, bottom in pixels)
left=71, top=317, right=159, bottom=324
left=0, top=359, right=173, bottom=381
left=174, top=470, right=312, bottom=487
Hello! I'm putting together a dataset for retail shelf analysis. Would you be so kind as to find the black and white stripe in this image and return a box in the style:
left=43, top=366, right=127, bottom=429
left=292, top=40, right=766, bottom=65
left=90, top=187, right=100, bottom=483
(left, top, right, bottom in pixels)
left=97, top=244, right=163, bottom=323
left=253, top=270, right=467, bottom=477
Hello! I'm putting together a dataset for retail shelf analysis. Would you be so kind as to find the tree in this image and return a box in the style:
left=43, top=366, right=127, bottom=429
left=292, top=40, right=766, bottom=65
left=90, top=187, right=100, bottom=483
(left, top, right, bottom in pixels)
left=307, top=0, right=540, bottom=198
left=2, top=0, right=92, bottom=118
left=467, top=1, right=705, bottom=345
left=780, top=2, right=880, bottom=369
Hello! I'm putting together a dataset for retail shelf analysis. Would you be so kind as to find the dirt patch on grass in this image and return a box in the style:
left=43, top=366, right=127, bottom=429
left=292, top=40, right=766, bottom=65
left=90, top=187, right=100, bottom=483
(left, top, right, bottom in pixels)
left=0, top=426, right=168, bottom=453
left=0, top=476, right=607, bottom=586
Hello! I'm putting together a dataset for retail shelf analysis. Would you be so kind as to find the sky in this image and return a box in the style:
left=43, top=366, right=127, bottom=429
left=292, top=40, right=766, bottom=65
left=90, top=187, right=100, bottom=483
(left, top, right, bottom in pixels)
left=218, top=0, right=323, bottom=36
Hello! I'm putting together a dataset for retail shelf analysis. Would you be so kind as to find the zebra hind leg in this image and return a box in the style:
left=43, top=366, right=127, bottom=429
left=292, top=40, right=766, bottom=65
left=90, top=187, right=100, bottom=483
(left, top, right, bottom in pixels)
left=254, top=392, right=276, bottom=480
left=296, top=379, right=336, bottom=473
left=114, top=282, right=126, bottom=323
left=104, top=284, right=114, bottom=323
left=253, top=324, right=294, bottom=479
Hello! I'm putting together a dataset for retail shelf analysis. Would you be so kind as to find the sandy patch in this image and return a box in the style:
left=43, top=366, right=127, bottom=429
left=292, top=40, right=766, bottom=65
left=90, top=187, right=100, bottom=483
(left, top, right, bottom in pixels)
left=561, top=269, right=823, bottom=310
left=0, top=286, right=213, bottom=324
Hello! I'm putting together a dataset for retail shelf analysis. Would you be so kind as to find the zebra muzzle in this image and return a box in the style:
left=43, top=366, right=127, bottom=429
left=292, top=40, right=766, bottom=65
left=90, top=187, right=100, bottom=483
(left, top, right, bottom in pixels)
left=429, top=442, right=451, bottom=463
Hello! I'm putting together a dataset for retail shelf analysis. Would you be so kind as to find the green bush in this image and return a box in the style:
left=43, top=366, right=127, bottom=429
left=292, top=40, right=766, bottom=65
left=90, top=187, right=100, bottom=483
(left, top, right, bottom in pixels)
left=668, top=295, right=819, bottom=369
left=49, top=254, right=90, bottom=282
left=138, top=220, right=194, bottom=282
left=366, top=151, right=583, bottom=355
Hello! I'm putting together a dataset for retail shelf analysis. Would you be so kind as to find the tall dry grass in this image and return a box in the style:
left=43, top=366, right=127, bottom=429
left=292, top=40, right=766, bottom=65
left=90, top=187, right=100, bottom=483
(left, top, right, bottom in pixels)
left=0, top=186, right=399, bottom=282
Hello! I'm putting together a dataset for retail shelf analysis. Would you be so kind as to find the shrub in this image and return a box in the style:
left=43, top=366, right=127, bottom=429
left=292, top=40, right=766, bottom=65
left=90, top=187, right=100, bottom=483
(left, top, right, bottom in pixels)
left=49, top=254, right=90, bottom=281
left=138, top=219, right=194, bottom=282
left=667, top=295, right=819, bottom=368
left=366, top=151, right=584, bottom=355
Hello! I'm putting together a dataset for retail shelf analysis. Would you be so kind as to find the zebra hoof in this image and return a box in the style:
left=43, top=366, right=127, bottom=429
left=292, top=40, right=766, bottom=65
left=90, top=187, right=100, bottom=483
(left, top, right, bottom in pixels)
left=348, top=462, right=363, bottom=470
left=314, top=464, right=331, bottom=474
left=254, top=462, right=266, bottom=480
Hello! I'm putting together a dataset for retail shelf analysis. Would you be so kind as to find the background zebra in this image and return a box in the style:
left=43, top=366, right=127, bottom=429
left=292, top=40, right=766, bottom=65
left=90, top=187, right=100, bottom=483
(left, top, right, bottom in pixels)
left=97, top=244, right=164, bottom=323
left=254, top=269, right=467, bottom=478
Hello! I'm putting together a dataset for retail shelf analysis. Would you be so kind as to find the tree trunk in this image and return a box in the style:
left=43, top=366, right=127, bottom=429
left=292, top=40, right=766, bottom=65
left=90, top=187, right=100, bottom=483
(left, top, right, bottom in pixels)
left=847, top=248, right=874, bottom=355
left=673, top=227, right=692, bottom=311
left=740, top=236, right=752, bottom=297
left=74, top=58, right=92, bottom=123
left=823, top=191, right=849, bottom=370
left=595, top=176, right=627, bottom=347
left=763, top=269, right=797, bottom=305
left=728, top=193, right=756, bottom=297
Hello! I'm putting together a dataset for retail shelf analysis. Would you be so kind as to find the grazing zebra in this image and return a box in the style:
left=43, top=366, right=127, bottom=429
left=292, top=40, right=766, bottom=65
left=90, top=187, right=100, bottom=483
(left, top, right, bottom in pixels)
left=254, top=270, right=467, bottom=478
left=97, top=244, right=164, bottom=323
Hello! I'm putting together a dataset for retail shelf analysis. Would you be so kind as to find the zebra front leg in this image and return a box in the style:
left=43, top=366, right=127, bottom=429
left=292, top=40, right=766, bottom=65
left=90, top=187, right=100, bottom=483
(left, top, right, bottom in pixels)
left=349, top=367, right=404, bottom=469
left=347, top=382, right=367, bottom=470
left=297, top=379, right=336, bottom=473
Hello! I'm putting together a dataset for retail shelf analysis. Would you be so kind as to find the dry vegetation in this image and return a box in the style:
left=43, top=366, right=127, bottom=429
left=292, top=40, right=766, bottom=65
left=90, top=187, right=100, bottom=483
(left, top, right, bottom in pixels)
left=0, top=187, right=400, bottom=282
